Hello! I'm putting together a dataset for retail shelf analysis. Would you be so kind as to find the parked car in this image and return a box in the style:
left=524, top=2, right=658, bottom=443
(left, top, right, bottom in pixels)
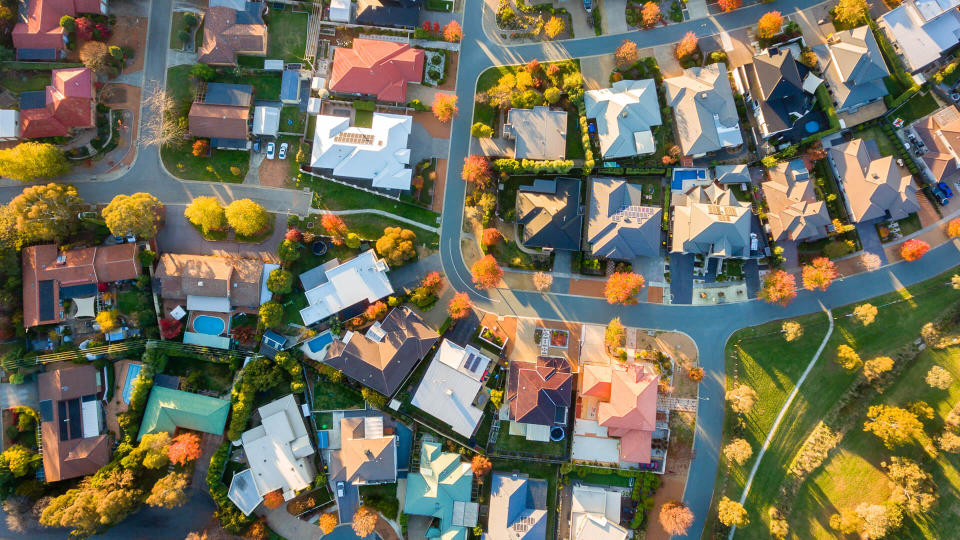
left=336, top=482, right=345, bottom=498
left=266, top=142, right=276, bottom=160
left=253, top=137, right=261, bottom=153
left=278, top=142, right=288, bottom=160
left=938, top=182, right=954, bottom=198
left=933, top=185, right=950, bottom=206
left=583, top=0, right=592, bottom=12
left=750, top=232, right=758, bottom=252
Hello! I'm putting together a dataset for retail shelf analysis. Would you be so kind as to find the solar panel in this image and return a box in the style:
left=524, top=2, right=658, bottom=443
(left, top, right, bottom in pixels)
left=57, top=401, right=68, bottom=441
left=334, top=131, right=375, bottom=145
left=67, top=398, right=81, bottom=440
left=465, top=354, right=478, bottom=373
left=38, top=280, right=55, bottom=321
left=39, top=400, right=53, bottom=422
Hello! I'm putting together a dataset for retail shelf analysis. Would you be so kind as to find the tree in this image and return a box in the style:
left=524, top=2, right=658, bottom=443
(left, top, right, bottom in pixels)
left=835, top=345, right=862, bottom=371
left=361, top=388, right=388, bottom=408
left=726, top=384, right=757, bottom=414
left=833, top=0, right=869, bottom=26
left=723, top=438, right=753, bottom=465
left=462, top=155, right=493, bottom=188
left=481, top=228, right=501, bottom=247
left=184, top=196, right=225, bottom=235
left=277, top=240, right=302, bottom=262
left=321, top=213, right=348, bottom=245
left=364, top=301, right=388, bottom=322
left=376, top=227, right=417, bottom=265
left=782, top=320, right=803, bottom=341
left=224, top=199, right=269, bottom=237
left=925, top=365, right=953, bottom=389
left=717, top=0, right=741, bottom=11
left=75, top=16, right=93, bottom=40
left=861, top=251, right=882, bottom=271
left=757, top=11, right=784, bottom=39
left=717, top=497, right=749, bottom=527
left=60, top=15, right=76, bottom=30
left=266, top=268, right=293, bottom=295
left=471, top=455, right=492, bottom=477
left=768, top=507, right=789, bottom=539
left=166, top=433, right=201, bottom=466
left=447, top=292, right=473, bottom=320
left=471, top=122, right=494, bottom=137
left=9, top=183, right=82, bottom=243
left=318, top=513, right=338, bottom=534
left=159, top=318, right=182, bottom=339
left=432, top=93, right=458, bottom=123
left=139, top=84, right=186, bottom=148
left=948, top=218, right=960, bottom=238
left=145, top=471, right=189, bottom=509
left=191, top=139, right=208, bottom=157
left=0, top=142, right=70, bottom=182
left=854, top=303, right=878, bottom=326
left=829, top=510, right=861, bottom=534
left=641, top=1, right=661, bottom=26
left=2, top=445, right=38, bottom=477
left=863, top=405, right=924, bottom=448
left=758, top=270, right=796, bottom=306
left=352, top=507, right=378, bottom=537
left=658, top=501, right=694, bottom=536
left=533, top=271, right=553, bottom=291
left=259, top=301, right=282, bottom=328
left=262, top=490, right=284, bottom=509
left=544, top=87, right=562, bottom=104
left=676, top=32, right=698, bottom=59
left=688, top=367, right=705, bottom=382
left=285, top=228, right=303, bottom=243
left=863, top=356, right=894, bottom=382
left=544, top=16, right=564, bottom=38
left=884, top=457, right=936, bottom=514
left=79, top=41, right=110, bottom=73
left=900, top=239, right=930, bottom=261
left=471, top=255, right=503, bottom=289
left=421, top=272, right=444, bottom=295
left=855, top=502, right=902, bottom=539
left=605, top=318, right=626, bottom=350
left=802, top=257, right=838, bottom=291
left=615, top=39, right=639, bottom=68
left=95, top=310, right=119, bottom=332
left=604, top=272, right=645, bottom=304
left=443, top=20, right=462, bottom=41
left=939, top=432, right=960, bottom=453
left=103, top=192, right=163, bottom=238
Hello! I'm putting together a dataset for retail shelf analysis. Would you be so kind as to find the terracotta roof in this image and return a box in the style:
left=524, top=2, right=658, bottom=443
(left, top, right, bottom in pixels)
left=156, top=253, right=263, bottom=308
left=188, top=102, right=250, bottom=139
left=581, top=364, right=611, bottom=399
left=594, top=364, right=658, bottom=464
left=12, top=0, right=100, bottom=50
left=915, top=105, right=960, bottom=182
left=507, top=356, right=573, bottom=426
left=329, top=416, right=397, bottom=484
left=329, top=38, right=423, bottom=102
left=20, top=68, right=94, bottom=139
left=198, top=5, right=268, bottom=66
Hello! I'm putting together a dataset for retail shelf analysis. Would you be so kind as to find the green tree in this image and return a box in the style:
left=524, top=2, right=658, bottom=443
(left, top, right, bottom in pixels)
left=259, top=301, right=282, bottom=327
left=345, top=233, right=361, bottom=249
left=2, top=445, right=39, bottom=477
left=361, top=388, right=388, bottom=408
left=190, top=64, right=214, bottom=81
left=266, top=269, right=293, bottom=295
left=59, top=15, right=75, bottom=31
left=121, top=432, right=171, bottom=470
left=375, top=227, right=417, bottom=265
left=8, top=183, right=83, bottom=244
left=102, top=192, right=163, bottom=238
left=183, top=196, right=225, bottom=235
left=224, top=199, right=269, bottom=236
left=277, top=239, right=301, bottom=262
left=0, top=142, right=70, bottom=182
left=471, top=122, right=494, bottom=137
left=145, top=471, right=190, bottom=509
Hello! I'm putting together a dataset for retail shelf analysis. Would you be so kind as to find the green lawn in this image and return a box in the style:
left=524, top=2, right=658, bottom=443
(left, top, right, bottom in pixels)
left=213, top=71, right=283, bottom=101
left=359, top=484, right=400, bottom=520
left=891, top=91, right=940, bottom=125
left=353, top=109, right=373, bottom=128
left=490, top=459, right=559, bottom=539
left=264, top=11, right=308, bottom=62
left=855, top=124, right=896, bottom=156
left=161, top=144, right=250, bottom=183
left=300, top=175, right=440, bottom=228
left=280, top=106, right=306, bottom=133
left=565, top=110, right=585, bottom=160
left=280, top=292, right=308, bottom=325
left=117, top=290, right=149, bottom=314
left=0, top=72, right=49, bottom=94
left=313, top=379, right=365, bottom=410
left=425, top=0, right=453, bottom=11
left=491, top=421, right=566, bottom=456
left=236, top=55, right=264, bottom=69
left=168, top=12, right=201, bottom=50
left=490, top=239, right=538, bottom=270
left=340, top=214, right=439, bottom=248
left=163, top=354, right=235, bottom=394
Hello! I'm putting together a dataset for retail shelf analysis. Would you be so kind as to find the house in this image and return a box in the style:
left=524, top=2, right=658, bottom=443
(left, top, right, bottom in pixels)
left=188, top=83, right=253, bottom=150
left=743, top=47, right=819, bottom=140
left=516, top=177, right=583, bottom=251
left=572, top=364, right=662, bottom=468
left=281, top=69, right=301, bottom=104
left=37, top=365, right=110, bottom=482
left=252, top=106, right=280, bottom=137
left=0, top=110, right=18, bottom=141
left=137, top=386, right=230, bottom=440
left=228, top=394, right=316, bottom=515
left=829, top=138, right=920, bottom=222
left=404, top=440, right=478, bottom=540
left=309, top=113, right=414, bottom=190
left=329, top=415, right=397, bottom=486
left=198, top=2, right=267, bottom=66
left=506, top=356, right=573, bottom=441
left=664, top=64, right=743, bottom=157
left=586, top=177, right=662, bottom=260
left=22, top=243, right=140, bottom=328
left=503, top=106, right=568, bottom=160
left=713, top=164, right=751, bottom=185
left=671, top=182, right=753, bottom=258
left=19, top=67, right=94, bottom=139
left=12, top=0, right=107, bottom=59
left=486, top=472, right=548, bottom=540
left=584, top=79, right=663, bottom=158
left=298, top=249, right=394, bottom=326
left=329, top=0, right=351, bottom=22
left=761, top=160, right=831, bottom=242
left=356, top=0, right=420, bottom=28
left=878, top=0, right=960, bottom=73
left=813, top=26, right=890, bottom=114
left=913, top=105, right=960, bottom=183
left=329, top=39, right=424, bottom=102
left=157, top=253, right=265, bottom=312
left=570, top=485, right=629, bottom=540
left=324, top=307, right=439, bottom=397
left=410, top=340, right=490, bottom=438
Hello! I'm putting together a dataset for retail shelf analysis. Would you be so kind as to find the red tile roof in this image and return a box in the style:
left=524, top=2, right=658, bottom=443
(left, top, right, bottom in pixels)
left=38, top=365, right=110, bottom=482
left=12, top=0, right=102, bottom=51
left=507, top=356, right=573, bottom=426
left=188, top=102, right=250, bottom=139
left=596, top=364, right=659, bottom=464
left=20, top=68, right=94, bottom=139
left=329, top=38, right=424, bottom=102
left=197, top=6, right=268, bottom=66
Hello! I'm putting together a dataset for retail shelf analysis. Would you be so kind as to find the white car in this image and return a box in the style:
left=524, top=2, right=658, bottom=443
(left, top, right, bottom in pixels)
left=266, top=142, right=276, bottom=160
left=750, top=232, right=758, bottom=252
left=337, top=482, right=345, bottom=498
left=278, top=142, right=288, bottom=160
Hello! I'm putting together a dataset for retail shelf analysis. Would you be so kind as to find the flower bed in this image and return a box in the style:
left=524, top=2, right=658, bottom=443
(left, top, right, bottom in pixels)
left=478, top=326, right=507, bottom=350
left=550, top=329, right=568, bottom=348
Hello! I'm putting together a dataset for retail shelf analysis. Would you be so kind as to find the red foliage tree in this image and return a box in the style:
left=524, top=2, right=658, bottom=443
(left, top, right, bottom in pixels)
left=320, top=213, right=348, bottom=245
left=481, top=227, right=502, bottom=247
left=462, top=155, right=493, bottom=188
left=432, top=21, right=440, bottom=33
left=432, top=93, right=459, bottom=123
left=525, top=59, right=541, bottom=74
left=758, top=269, right=797, bottom=306
left=422, top=21, right=430, bottom=31
left=717, top=0, right=741, bottom=11
left=443, top=20, right=463, bottom=42
left=801, top=257, right=838, bottom=291
left=167, top=433, right=202, bottom=466
left=263, top=490, right=284, bottom=509
left=470, top=255, right=503, bottom=289
left=900, top=238, right=930, bottom=261
left=159, top=318, right=183, bottom=339
left=604, top=272, right=646, bottom=304
left=285, top=228, right=303, bottom=243
left=675, top=32, right=698, bottom=59
left=448, top=292, right=473, bottom=319
left=421, top=271, right=444, bottom=294
left=364, top=301, right=388, bottom=321
left=191, top=139, right=208, bottom=157
left=231, top=325, right=255, bottom=344
left=75, top=17, right=94, bottom=41
left=94, top=22, right=111, bottom=40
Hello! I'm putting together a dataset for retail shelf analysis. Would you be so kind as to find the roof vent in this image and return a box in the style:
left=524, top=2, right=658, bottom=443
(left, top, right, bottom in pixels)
left=198, top=280, right=204, bottom=286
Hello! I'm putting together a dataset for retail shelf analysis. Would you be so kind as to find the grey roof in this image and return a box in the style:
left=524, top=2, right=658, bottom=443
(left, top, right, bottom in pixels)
left=587, top=177, right=662, bottom=259
left=761, top=160, right=831, bottom=242
left=814, top=27, right=890, bottom=112
left=204, top=83, right=254, bottom=106
left=505, top=106, right=568, bottom=160
left=487, top=473, right=548, bottom=540
left=664, top=64, right=743, bottom=156
left=281, top=70, right=300, bottom=101
left=830, top=138, right=920, bottom=222
left=356, top=0, right=421, bottom=28
left=670, top=182, right=753, bottom=257
left=299, top=258, right=340, bottom=290
left=516, top=177, right=583, bottom=251
left=714, top=164, right=751, bottom=184
left=914, top=105, right=960, bottom=182
left=584, top=79, right=662, bottom=158
left=878, top=0, right=960, bottom=72
left=747, top=48, right=813, bottom=136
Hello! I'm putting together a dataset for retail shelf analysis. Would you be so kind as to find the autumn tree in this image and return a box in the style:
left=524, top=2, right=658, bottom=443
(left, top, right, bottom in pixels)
left=376, top=227, right=417, bottom=265
left=605, top=317, right=626, bottom=350
left=757, top=11, right=784, bottom=38
left=184, top=196, right=226, bottom=235
left=533, top=271, right=553, bottom=291
left=758, top=270, right=796, bottom=306
left=471, top=255, right=503, bottom=289
left=615, top=40, right=638, bottom=68
left=723, top=438, right=753, bottom=465
left=853, top=303, right=878, bottom=326
left=432, top=93, right=458, bottom=123
left=267, top=268, right=294, bottom=295
left=139, top=84, right=186, bottom=148
left=9, top=183, right=83, bottom=243
left=421, top=272, right=444, bottom=295
left=364, top=301, right=388, bottom=321
left=96, top=310, right=120, bottom=332
left=948, top=218, right=960, bottom=238
left=191, top=139, right=209, bottom=157
left=782, top=320, right=803, bottom=341
left=925, top=365, right=953, bottom=389
left=726, top=384, right=757, bottom=414
left=145, top=471, right=190, bottom=509
left=103, top=192, right=163, bottom=239
left=352, top=507, right=378, bottom=537
left=2, top=445, right=39, bottom=477
left=829, top=510, right=860, bottom=535
left=835, top=344, right=862, bottom=371
left=447, top=292, right=472, bottom=320
left=79, top=41, right=111, bottom=73
left=863, top=405, right=924, bottom=448
left=481, top=227, right=502, bottom=247
left=604, top=272, right=645, bottom=304
left=462, top=155, right=493, bottom=188
left=443, top=20, right=462, bottom=41
left=939, top=432, right=960, bottom=452
left=855, top=502, right=903, bottom=539
left=676, top=32, right=698, bottom=59
left=688, top=367, right=705, bottom=382
left=167, top=433, right=202, bottom=466
left=884, top=457, right=936, bottom=514
left=224, top=199, right=269, bottom=237
left=641, top=1, right=661, bottom=26
left=318, top=513, right=338, bottom=534
left=263, top=490, right=284, bottom=509
left=717, top=0, right=741, bottom=11
left=900, top=239, right=930, bottom=261
left=658, top=501, right=694, bottom=536
left=471, top=455, right=492, bottom=477
left=833, top=0, right=869, bottom=26
left=863, top=356, right=894, bottom=382
left=802, top=257, right=838, bottom=291
left=277, top=240, right=302, bottom=263
left=543, top=16, right=564, bottom=38
left=768, top=507, right=789, bottom=539
left=321, top=213, right=348, bottom=245
left=0, top=142, right=70, bottom=182
left=259, top=301, right=282, bottom=328
left=717, top=497, right=749, bottom=527
left=861, top=251, right=882, bottom=271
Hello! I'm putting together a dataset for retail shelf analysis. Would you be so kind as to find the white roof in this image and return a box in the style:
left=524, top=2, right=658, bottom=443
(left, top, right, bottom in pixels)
left=329, top=0, right=350, bottom=21
left=253, top=106, right=281, bottom=136
left=264, top=59, right=285, bottom=71
left=0, top=110, right=18, bottom=140
left=879, top=0, right=960, bottom=71
left=299, top=249, right=393, bottom=325
left=410, top=340, right=488, bottom=438
left=74, top=296, right=96, bottom=318
left=228, top=469, right=263, bottom=516
left=307, top=97, right=322, bottom=115
left=585, top=79, right=663, bottom=158
left=310, top=113, right=414, bottom=190
left=169, top=305, right=187, bottom=320
left=571, top=485, right=628, bottom=540
left=240, top=394, right=317, bottom=500
left=183, top=331, right=231, bottom=349
left=186, top=295, right=232, bottom=313
left=81, top=399, right=100, bottom=439
left=260, top=263, right=280, bottom=305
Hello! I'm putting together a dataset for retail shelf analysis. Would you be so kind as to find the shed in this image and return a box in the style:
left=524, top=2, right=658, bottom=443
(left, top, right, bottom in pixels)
left=253, top=106, right=281, bottom=137
left=0, top=110, right=19, bottom=141
left=264, top=59, right=285, bottom=71
left=281, top=70, right=301, bottom=104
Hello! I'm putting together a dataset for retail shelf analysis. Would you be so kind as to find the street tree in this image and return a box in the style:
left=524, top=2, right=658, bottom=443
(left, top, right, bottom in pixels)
left=758, top=270, right=796, bottom=305
left=462, top=155, right=493, bottom=188
left=782, top=320, right=803, bottom=341
left=863, top=356, right=894, bottom=382
left=833, top=0, right=870, bottom=26
left=717, top=0, right=741, bottom=11
left=802, top=257, right=838, bottom=291
left=948, top=218, right=960, bottom=238
left=726, top=384, right=757, bottom=414
left=835, top=344, right=862, bottom=371
left=641, top=1, right=661, bottom=26
left=853, top=303, right=878, bottom=326
left=145, top=472, right=190, bottom=509
left=184, top=196, right=225, bottom=235
left=658, top=501, right=694, bottom=536
left=861, top=252, right=882, bottom=271
left=615, top=40, right=638, bottom=68
left=884, top=457, right=936, bottom=514
left=471, top=255, right=503, bottom=289
left=757, top=11, right=784, bottom=38
left=688, top=367, right=704, bottom=382
left=925, top=365, right=953, bottom=390
left=448, top=292, right=473, bottom=320
left=8, top=183, right=83, bottom=243
left=376, top=227, right=417, bottom=265
left=863, top=405, right=924, bottom=448
left=604, top=272, right=645, bottom=304
left=432, top=93, right=458, bottom=123
left=717, top=497, right=749, bottom=527
left=102, top=192, right=163, bottom=238
left=605, top=318, right=626, bottom=350
left=676, top=32, right=698, bottom=59
left=768, top=507, right=789, bottom=539
left=0, top=142, right=70, bottom=182
left=352, top=507, right=378, bottom=538
left=139, top=84, right=185, bottom=148
left=224, top=199, right=269, bottom=236
left=533, top=271, right=553, bottom=291
left=900, top=239, right=930, bottom=261
left=723, top=438, right=753, bottom=465
left=443, top=20, right=462, bottom=41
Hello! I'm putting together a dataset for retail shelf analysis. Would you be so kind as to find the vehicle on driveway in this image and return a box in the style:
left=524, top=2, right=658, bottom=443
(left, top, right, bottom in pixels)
left=938, top=182, right=954, bottom=198
left=278, top=142, right=288, bottom=160
left=583, top=0, right=592, bottom=11
left=266, top=142, right=276, bottom=160
left=337, top=481, right=345, bottom=498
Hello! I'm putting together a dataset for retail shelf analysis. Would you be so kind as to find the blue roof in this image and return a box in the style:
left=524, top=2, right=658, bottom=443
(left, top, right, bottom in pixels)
left=59, top=283, right=98, bottom=300
left=17, top=48, right=57, bottom=60
left=263, top=330, right=285, bottom=349
left=316, top=430, right=329, bottom=448
left=210, top=137, right=249, bottom=149
left=281, top=70, right=300, bottom=101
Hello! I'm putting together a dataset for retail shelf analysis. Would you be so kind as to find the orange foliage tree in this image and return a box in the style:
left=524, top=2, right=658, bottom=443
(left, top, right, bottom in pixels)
left=191, top=139, right=208, bottom=157
left=481, top=227, right=501, bottom=247
left=263, top=490, right=284, bottom=509
left=472, top=455, right=492, bottom=477
left=604, top=272, right=645, bottom=304
left=900, top=238, right=930, bottom=261
left=364, top=301, right=388, bottom=321
left=758, top=269, right=796, bottom=306
left=757, top=11, right=784, bottom=39
left=462, top=155, right=493, bottom=188
left=615, top=40, right=639, bottom=68
left=947, top=218, right=960, bottom=238
left=421, top=271, right=444, bottom=295
left=321, top=213, right=348, bottom=245
left=352, top=507, right=378, bottom=538
left=443, top=20, right=462, bottom=42
left=641, top=1, right=661, bottom=26
left=802, top=257, right=838, bottom=291
left=448, top=292, right=473, bottom=319
left=432, top=93, right=458, bottom=123
left=676, top=31, right=698, bottom=59
left=318, top=513, right=338, bottom=534
left=717, top=0, right=741, bottom=11
left=167, top=432, right=202, bottom=466
left=470, top=254, right=503, bottom=289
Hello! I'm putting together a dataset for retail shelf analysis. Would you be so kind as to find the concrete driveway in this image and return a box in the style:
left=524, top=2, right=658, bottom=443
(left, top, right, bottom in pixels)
left=856, top=221, right=890, bottom=266
left=601, top=0, right=628, bottom=34
left=410, top=122, right=452, bottom=164
left=156, top=205, right=285, bottom=261
left=581, top=53, right=615, bottom=90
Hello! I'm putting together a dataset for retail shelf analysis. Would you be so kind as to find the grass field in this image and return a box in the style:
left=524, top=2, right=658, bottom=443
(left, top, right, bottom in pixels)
left=0, top=72, right=48, bottom=94
left=264, top=11, right=308, bottom=62
left=565, top=111, right=585, bottom=160
left=313, top=379, right=365, bottom=410
left=161, top=145, right=250, bottom=183
left=280, top=106, right=306, bottom=133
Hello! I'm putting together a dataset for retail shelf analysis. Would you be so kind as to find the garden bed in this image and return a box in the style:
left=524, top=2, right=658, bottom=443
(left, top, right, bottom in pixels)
left=477, top=326, right=508, bottom=351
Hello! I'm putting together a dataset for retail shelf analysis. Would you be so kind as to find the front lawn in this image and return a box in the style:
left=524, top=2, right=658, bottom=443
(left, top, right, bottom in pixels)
left=425, top=0, right=453, bottom=11
left=280, top=106, right=306, bottom=133
left=264, top=10, right=308, bottom=62
left=340, top=214, right=440, bottom=248
left=490, top=238, right=540, bottom=270
left=0, top=72, right=49, bottom=94
left=313, top=379, right=365, bottom=410
left=161, top=144, right=249, bottom=183
left=298, top=175, right=440, bottom=228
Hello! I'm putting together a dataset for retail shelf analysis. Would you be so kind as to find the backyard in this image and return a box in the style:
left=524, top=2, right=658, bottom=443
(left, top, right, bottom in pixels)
left=0, top=71, right=49, bottom=95
left=280, top=106, right=307, bottom=134
left=491, top=422, right=567, bottom=457
left=312, top=379, right=365, bottom=410
left=163, top=354, right=235, bottom=395
left=264, top=10, right=308, bottom=62
left=890, top=91, right=940, bottom=126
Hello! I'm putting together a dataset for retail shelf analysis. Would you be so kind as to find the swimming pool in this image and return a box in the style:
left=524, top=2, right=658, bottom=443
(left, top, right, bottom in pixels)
left=671, top=168, right=708, bottom=190
left=306, top=331, right=333, bottom=354
left=122, top=363, right=142, bottom=404
left=193, top=315, right=226, bottom=335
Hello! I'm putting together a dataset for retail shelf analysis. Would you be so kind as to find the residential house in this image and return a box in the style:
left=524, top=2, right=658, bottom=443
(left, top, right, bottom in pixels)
left=913, top=105, right=960, bottom=183
left=228, top=394, right=316, bottom=515
left=197, top=2, right=267, bottom=66
left=813, top=26, right=890, bottom=114
left=22, top=243, right=140, bottom=328
left=137, top=386, right=230, bottom=440
left=503, top=106, right=567, bottom=160
left=743, top=46, right=820, bottom=140
left=12, top=0, right=107, bottom=60
left=506, top=356, right=573, bottom=441
left=829, top=138, right=920, bottom=222
left=324, top=307, right=439, bottom=397
left=329, top=38, right=424, bottom=102
left=713, top=164, right=751, bottom=185
left=281, top=69, right=301, bottom=104
left=584, top=79, right=663, bottom=158
left=309, top=113, right=415, bottom=190
left=298, top=249, right=394, bottom=326
left=516, top=177, right=583, bottom=251
left=252, top=105, right=280, bottom=138
left=761, top=160, right=831, bottom=242
left=37, top=365, right=110, bottom=482
left=878, top=0, right=960, bottom=73
left=188, top=83, right=253, bottom=150
left=664, top=64, right=743, bottom=157
left=157, top=253, right=265, bottom=312
left=404, top=440, right=478, bottom=540
left=570, top=485, right=629, bottom=540
left=486, top=472, right=548, bottom=540
left=410, top=340, right=490, bottom=438
left=586, top=177, right=662, bottom=260
left=19, top=67, right=94, bottom=139
left=356, top=0, right=420, bottom=28
left=329, top=0, right=351, bottom=22
left=671, top=182, right=753, bottom=258
left=0, top=110, right=18, bottom=141
left=329, top=415, right=397, bottom=486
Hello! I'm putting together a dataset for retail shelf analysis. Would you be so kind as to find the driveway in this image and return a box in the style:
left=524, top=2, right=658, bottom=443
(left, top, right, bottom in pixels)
left=336, top=482, right=360, bottom=523
left=581, top=53, right=614, bottom=90
left=743, top=259, right=761, bottom=298
left=389, top=253, right=444, bottom=290
left=601, top=0, right=628, bottom=34
left=410, top=121, right=452, bottom=164
left=156, top=205, right=285, bottom=261
left=446, top=311, right=481, bottom=345
left=668, top=253, right=694, bottom=304
left=856, top=220, right=890, bottom=266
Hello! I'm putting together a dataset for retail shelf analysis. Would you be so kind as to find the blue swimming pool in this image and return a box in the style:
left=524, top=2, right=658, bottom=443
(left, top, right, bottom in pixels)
left=306, top=331, right=333, bottom=353
left=193, top=315, right=226, bottom=335
left=671, top=168, right=708, bottom=190
left=122, top=363, right=142, bottom=404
